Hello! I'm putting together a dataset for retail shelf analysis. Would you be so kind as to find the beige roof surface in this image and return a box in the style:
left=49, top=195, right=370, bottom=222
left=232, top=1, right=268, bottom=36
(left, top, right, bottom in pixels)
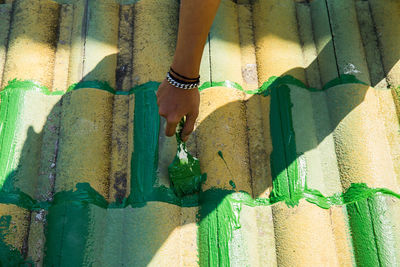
left=0, top=0, right=400, bottom=266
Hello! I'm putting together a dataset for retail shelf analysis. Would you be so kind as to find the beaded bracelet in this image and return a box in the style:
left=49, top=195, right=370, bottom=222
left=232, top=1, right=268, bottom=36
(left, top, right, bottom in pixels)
left=166, top=71, right=200, bottom=90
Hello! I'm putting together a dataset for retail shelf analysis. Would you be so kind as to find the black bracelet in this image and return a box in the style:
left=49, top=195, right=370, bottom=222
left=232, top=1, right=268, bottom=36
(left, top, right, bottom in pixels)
left=170, top=67, right=200, bottom=81
left=168, top=71, right=199, bottom=84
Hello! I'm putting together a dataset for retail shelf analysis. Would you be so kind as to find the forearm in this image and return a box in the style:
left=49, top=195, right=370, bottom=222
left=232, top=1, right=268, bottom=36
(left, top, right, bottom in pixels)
left=171, top=0, right=221, bottom=78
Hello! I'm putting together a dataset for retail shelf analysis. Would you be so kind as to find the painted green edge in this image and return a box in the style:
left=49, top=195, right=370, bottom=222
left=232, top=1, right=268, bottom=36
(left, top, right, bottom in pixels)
left=1, top=79, right=64, bottom=95
left=0, top=74, right=391, bottom=209
left=0, top=75, right=388, bottom=265
left=0, top=182, right=398, bottom=211
left=0, top=74, right=365, bottom=95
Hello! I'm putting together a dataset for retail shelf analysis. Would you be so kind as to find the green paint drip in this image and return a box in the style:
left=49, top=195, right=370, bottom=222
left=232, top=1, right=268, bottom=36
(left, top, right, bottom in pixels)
left=198, top=190, right=242, bottom=267
left=217, top=150, right=235, bottom=179
left=168, top=120, right=206, bottom=197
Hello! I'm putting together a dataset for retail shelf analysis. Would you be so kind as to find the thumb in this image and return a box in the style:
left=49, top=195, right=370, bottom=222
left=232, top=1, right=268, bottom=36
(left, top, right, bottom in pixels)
left=181, top=112, right=197, bottom=142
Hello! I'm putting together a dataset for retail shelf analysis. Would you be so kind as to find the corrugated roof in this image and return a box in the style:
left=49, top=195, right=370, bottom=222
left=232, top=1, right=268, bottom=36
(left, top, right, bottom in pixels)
left=1, top=0, right=400, bottom=266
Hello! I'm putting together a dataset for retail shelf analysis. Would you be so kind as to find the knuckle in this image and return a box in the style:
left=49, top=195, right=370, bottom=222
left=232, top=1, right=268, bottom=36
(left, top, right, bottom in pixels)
left=167, top=116, right=180, bottom=124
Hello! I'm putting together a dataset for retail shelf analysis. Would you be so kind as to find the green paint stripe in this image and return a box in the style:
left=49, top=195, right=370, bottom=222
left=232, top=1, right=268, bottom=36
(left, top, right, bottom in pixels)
left=198, top=190, right=241, bottom=267
left=1, top=79, right=64, bottom=95
left=0, top=88, right=22, bottom=190
left=0, top=79, right=63, bottom=191
left=67, top=80, right=116, bottom=94
left=0, top=182, right=398, bottom=213
left=1, top=74, right=364, bottom=96
left=0, top=75, right=392, bottom=209
left=0, top=75, right=390, bottom=265
left=0, top=182, right=398, bottom=266
left=269, top=82, right=303, bottom=206
left=129, top=85, right=160, bottom=203
left=44, top=203, right=90, bottom=266
left=347, top=195, right=397, bottom=267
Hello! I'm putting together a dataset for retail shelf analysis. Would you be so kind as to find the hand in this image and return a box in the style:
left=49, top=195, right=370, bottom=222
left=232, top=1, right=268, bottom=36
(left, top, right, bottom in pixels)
left=156, top=79, right=200, bottom=142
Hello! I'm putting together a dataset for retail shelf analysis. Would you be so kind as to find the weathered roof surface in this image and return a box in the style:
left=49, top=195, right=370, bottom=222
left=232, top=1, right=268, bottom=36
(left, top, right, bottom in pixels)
left=1, top=0, right=400, bottom=266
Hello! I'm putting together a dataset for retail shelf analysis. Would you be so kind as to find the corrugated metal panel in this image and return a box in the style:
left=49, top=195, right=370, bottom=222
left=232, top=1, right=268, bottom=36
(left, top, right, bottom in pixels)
left=0, top=0, right=400, bottom=266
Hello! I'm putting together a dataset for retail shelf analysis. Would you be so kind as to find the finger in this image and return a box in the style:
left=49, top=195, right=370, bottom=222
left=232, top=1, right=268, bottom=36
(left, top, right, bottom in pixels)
left=165, top=117, right=180, bottom=137
left=158, top=108, right=167, bottom=118
left=181, top=112, right=197, bottom=142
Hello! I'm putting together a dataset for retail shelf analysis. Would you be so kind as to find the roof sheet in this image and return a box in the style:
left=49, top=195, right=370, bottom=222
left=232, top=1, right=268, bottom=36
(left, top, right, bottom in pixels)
left=0, top=0, right=400, bottom=266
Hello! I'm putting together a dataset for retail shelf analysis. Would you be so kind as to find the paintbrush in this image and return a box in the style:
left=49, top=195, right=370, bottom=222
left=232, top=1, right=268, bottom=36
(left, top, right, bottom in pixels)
left=168, top=118, right=206, bottom=197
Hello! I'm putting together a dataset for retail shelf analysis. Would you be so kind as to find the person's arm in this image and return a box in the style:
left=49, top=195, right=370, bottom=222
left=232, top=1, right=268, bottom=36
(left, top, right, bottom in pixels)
left=157, top=0, right=221, bottom=142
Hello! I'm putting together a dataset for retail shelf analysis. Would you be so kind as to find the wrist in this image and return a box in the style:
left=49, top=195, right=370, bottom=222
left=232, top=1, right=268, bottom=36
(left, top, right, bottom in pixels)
left=171, top=57, right=200, bottom=79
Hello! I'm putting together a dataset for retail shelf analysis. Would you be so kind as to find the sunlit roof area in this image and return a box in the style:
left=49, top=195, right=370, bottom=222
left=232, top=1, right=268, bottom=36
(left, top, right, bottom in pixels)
left=1, top=0, right=400, bottom=266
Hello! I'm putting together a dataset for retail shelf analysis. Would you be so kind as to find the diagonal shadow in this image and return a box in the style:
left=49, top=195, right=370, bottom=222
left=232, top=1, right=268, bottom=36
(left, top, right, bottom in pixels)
left=0, top=0, right=399, bottom=265
left=0, top=44, right=372, bottom=265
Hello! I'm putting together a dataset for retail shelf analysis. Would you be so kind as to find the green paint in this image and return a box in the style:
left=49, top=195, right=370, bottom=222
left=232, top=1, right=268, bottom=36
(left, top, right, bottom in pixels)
left=168, top=120, right=206, bottom=197
left=0, top=181, right=396, bottom=265
left=129, top=83, right=160, bottom=203
left=346, top=195, right=397, bottom=267
left=229, top=180, right=236, bottom=189
left=0, top=80, right=63, bottom=191
left=67, top=80, right=116, bottom=94
left=199, top=80, right=246, bottom=93
left=44, top=183, right=109, bottom=266
left=0, top=189, right=49, bottom=210
left=1, top=79, right=64, bottom=95
left=0, top=215, right=32, bottom=266
left=198, top=74, right=366, bottom=95
left=322, top=74, right=368, bottom=90
left=67, top=80, right=162, bottom=96
left=198, top=190, right=241, bottom=267
left=268, top=81, right=303, bottom=207
left=0, top=181, right=395, bottom=211
left=217, top=150, right=234, bottom=179
left=44, top=201, right=91, bottom=266
left=0, top=75, right=392, bottom=265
